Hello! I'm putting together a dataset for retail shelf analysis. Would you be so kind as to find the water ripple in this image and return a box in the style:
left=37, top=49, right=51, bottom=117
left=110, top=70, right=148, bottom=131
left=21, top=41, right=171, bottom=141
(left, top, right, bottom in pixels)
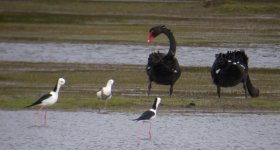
left=1, top=111, right=280, bottom=149
left=0, top=42, right=279, bottom=68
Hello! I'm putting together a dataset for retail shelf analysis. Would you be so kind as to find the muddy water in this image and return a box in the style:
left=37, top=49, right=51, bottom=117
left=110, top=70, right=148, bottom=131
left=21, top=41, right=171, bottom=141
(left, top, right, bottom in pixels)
left=0, top=42, right=279, bottom=68
left=0, top=110, right=280, bottom=149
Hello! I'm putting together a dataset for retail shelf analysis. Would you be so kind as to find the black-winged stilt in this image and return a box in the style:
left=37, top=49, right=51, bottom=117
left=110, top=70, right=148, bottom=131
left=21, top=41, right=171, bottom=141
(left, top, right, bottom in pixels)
left=133, top=97, right=161, bottom=139
left=25, top=78, right=66, bottom=126
left=96, top=79, right=114, bottom=111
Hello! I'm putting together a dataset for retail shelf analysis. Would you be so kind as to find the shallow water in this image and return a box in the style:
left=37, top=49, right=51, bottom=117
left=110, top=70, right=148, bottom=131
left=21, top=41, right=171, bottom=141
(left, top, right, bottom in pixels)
left=0, top=42, right=279, bottom=68
left=0, top=110, right=280, bottom=150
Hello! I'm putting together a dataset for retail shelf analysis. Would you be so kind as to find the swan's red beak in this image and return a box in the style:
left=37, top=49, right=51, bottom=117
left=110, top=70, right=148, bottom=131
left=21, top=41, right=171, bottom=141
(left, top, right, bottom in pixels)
left=147, top=32, right=153, bottom=43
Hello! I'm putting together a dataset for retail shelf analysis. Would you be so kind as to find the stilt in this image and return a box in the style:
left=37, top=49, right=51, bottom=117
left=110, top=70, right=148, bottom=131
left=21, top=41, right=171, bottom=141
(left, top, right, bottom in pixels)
left=133, top=97, right=161, bottom=140
left=24, top=78, right=66, bottom=127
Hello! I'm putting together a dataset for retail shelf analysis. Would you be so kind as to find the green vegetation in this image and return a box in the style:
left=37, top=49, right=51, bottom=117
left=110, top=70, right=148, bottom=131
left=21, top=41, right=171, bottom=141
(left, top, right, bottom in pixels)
left=211, top=0, right=280, bottom=14
left=0, top=0, right=279, bottom=45
left=0, top=1, right=279, bottom=112
left=0, top=62, right=279, bottom=113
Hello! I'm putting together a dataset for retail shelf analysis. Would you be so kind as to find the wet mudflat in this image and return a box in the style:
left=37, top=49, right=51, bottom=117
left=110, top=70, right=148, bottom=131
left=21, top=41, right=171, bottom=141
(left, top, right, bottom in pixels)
left=1, top=110, right=280, bottom=150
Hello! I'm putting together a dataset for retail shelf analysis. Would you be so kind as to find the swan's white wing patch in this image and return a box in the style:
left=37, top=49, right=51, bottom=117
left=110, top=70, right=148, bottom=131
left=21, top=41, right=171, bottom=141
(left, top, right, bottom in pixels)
left=216, top=69, right=221, bottom=74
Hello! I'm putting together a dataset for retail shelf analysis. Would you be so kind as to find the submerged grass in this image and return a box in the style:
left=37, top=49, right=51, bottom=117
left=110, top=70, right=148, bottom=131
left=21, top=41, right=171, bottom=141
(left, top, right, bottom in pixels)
left=0, top=62, right=279, bottom=113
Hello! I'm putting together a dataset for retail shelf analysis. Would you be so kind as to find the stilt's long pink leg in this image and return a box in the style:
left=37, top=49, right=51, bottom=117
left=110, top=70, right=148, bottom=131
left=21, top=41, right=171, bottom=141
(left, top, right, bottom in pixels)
left=35, top=111, right=38, bottom=127
left=44, top=110, right=47, bottom=127
left=136, top=121, right=153, bottom=140
left=149, top=121, right=152, bottom=140
left=35, top=106, right=44, bottom=127
left=136, top=122, right=145, bottom=139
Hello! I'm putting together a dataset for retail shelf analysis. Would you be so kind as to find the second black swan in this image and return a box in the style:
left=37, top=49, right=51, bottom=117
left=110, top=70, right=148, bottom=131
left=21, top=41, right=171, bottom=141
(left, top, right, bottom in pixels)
left=211, top=50, right=259, bottom=98
left=146, top=25, right=181, bottom=97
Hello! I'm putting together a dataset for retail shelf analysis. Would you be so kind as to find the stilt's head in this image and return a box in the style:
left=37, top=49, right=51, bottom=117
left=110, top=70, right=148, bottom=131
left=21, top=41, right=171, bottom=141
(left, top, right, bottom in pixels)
left=58, top=78, right=66, bottom=86
left=107, top=79, right=114, bottom=87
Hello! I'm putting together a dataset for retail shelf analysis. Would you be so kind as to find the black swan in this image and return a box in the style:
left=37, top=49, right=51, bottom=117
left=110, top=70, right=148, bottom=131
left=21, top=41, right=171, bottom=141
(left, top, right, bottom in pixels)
left=211, top=50, right=259, bottom=98
left=146, top=25, right=181, bottom=97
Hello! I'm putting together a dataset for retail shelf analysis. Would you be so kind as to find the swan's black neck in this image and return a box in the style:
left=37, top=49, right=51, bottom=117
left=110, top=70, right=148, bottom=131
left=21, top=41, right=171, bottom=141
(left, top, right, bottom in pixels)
left=161, top=28, right=176, bottom=57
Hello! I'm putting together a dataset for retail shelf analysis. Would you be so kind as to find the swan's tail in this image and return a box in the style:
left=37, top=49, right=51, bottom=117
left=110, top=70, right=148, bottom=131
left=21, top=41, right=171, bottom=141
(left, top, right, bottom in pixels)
left=246, top=75, right=259, bottom=97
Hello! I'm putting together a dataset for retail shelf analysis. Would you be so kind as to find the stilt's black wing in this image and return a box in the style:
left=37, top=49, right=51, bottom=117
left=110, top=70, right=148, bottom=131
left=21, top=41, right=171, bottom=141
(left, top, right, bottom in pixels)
left=134, top=110, right=155, bottom=121
left=25, top=93, right=52, bottom=108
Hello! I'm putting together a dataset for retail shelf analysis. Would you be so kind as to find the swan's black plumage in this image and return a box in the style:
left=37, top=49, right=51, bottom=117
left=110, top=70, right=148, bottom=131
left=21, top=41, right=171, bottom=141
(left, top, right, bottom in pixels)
left=211, top=50, right=259, bottom=98
left=146, top=25, right=181, bottom=97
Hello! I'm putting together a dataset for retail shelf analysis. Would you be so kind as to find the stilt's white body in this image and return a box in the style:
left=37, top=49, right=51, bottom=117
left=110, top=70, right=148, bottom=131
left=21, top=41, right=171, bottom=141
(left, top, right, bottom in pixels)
left=39, top=91, right=58, bottom=106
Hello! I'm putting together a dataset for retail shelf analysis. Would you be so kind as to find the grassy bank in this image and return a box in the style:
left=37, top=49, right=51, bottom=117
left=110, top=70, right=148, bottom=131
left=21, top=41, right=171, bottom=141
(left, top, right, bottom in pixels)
left=0, top=1, right=279, bottom=113
left=0, top=0, right=279, bottom=46
left=0, top=61, right=279, bottom=113
left=211, top=0, right=280, bottom=14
